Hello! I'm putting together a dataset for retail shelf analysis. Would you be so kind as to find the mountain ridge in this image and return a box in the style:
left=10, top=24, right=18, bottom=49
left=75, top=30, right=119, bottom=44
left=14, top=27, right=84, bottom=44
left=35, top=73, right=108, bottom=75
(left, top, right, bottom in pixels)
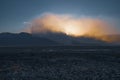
left=0, top=32, right=119, bottom=46
left=0, top=32, right=59, bottom=46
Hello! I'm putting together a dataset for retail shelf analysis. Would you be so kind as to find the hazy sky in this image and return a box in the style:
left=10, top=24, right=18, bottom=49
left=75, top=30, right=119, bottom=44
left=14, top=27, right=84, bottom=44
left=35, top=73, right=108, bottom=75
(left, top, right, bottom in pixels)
left=0, top=0, right=120, bottom=33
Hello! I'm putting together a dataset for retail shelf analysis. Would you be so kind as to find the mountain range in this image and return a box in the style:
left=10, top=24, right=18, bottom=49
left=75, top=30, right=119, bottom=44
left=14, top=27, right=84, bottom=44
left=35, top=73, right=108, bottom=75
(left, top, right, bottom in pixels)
left=0, top=32, right=119, bottom=46
left=0, top=32, right=59, bottom=46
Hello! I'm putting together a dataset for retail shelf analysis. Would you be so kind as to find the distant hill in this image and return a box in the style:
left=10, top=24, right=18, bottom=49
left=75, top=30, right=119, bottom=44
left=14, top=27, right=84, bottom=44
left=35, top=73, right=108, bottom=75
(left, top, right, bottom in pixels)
left=33, top=32, right=111, bottom=46
left=0, top=32, right=59, bottom=46
left=0, top=32, right=119, bottom=46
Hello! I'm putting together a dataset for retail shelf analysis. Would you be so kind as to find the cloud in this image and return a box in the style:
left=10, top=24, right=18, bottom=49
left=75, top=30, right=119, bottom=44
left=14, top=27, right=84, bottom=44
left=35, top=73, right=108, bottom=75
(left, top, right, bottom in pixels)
left=24, top=13, right=118, bottom=42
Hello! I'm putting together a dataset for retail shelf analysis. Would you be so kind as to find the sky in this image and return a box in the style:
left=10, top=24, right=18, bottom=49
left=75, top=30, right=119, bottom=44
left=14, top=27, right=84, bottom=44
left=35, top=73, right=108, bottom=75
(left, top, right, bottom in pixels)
left=0, top=0, right=120, bottom=33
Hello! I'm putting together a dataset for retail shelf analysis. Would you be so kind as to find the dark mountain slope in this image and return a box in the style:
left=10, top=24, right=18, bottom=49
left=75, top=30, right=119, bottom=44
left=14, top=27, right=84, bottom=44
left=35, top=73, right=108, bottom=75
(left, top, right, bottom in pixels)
left=0, top=32, right=119, bottom=46
left=0, top=32, right=59, bottom=46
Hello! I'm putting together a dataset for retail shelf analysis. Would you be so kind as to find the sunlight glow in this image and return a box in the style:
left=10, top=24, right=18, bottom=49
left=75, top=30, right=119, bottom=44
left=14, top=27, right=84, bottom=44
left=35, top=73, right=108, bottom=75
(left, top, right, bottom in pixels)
left=25, top=13, right=118, bottom=42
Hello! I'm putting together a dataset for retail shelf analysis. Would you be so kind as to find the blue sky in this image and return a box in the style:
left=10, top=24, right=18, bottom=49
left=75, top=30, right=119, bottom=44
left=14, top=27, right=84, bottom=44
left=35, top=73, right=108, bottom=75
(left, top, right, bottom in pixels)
left=0, top=0, right=120, bottom=33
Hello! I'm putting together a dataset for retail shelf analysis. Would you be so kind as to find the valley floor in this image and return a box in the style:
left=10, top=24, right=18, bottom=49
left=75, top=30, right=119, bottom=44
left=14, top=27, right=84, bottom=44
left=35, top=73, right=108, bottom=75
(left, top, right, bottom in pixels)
left=0, top=46, right=120, bottom=80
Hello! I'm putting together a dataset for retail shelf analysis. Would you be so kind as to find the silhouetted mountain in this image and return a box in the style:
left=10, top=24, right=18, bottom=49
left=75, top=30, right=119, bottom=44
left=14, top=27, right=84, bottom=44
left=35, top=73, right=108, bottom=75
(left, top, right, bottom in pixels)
left=0, top=32, right=119, bottom=46
left=0, top=32, right=59, bottom=46
left=33, top=32, right=111, bottom=46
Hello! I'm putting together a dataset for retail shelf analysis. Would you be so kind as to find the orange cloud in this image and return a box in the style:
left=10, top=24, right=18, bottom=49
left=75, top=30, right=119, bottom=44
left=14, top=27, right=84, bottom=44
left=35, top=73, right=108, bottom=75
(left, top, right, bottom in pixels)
left=25, top=13, right=118, bottom=42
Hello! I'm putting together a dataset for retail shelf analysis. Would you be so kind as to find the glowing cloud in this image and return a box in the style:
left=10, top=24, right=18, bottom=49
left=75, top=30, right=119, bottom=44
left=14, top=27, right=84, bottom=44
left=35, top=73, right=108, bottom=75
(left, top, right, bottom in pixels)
left=25, top=13, right=118, bottom=42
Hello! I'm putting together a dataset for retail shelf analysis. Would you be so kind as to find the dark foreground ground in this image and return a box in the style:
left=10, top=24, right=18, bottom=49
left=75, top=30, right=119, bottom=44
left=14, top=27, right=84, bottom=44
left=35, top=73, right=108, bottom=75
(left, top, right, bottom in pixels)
left=0, top=46, right=120, bottom=80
